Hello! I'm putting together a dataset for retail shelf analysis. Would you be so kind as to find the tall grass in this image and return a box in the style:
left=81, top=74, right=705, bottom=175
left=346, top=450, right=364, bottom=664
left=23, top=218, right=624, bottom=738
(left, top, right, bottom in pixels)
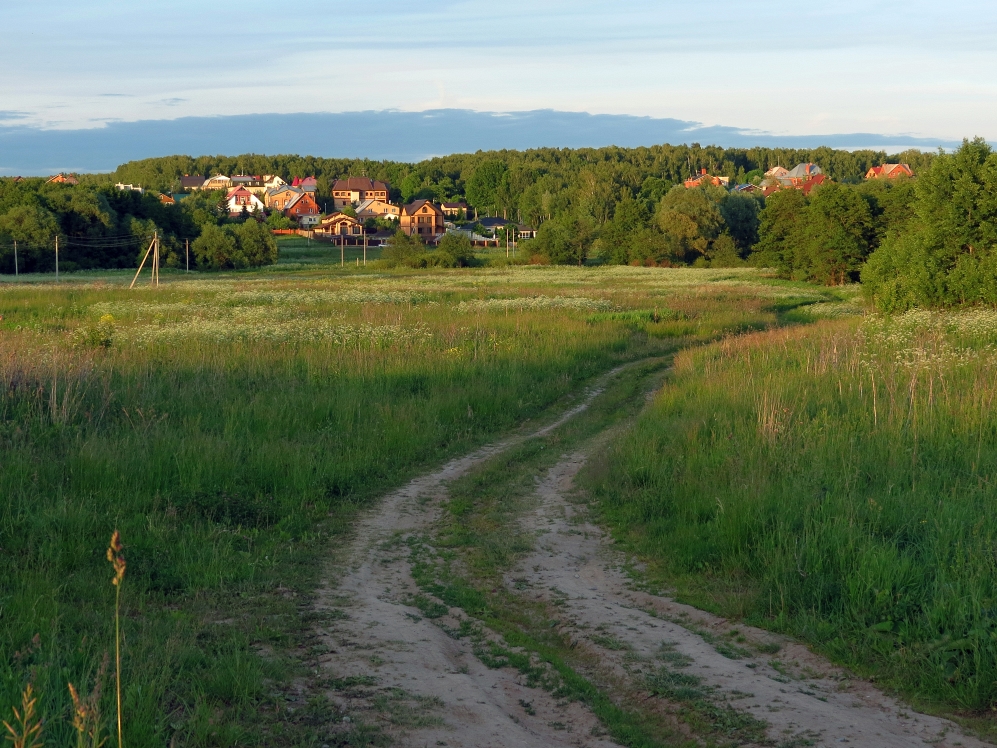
left=597, top=310, right=997, bottom=713
left=0, top=267, right=830, bottom=744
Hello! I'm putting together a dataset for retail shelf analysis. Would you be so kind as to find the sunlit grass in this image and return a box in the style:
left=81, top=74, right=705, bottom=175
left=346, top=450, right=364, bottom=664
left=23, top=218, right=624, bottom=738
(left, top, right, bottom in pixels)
left=597, top=309, right=997, bottom=716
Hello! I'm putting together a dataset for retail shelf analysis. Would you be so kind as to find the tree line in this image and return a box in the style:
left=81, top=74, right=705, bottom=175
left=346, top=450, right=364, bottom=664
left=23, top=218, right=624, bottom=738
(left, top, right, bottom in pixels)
left=0, top=180, right=275, bottom=273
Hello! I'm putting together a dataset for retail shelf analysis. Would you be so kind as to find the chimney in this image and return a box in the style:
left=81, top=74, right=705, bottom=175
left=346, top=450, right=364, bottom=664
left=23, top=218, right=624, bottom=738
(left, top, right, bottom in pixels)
left=701, top=168, right=707, bottom=175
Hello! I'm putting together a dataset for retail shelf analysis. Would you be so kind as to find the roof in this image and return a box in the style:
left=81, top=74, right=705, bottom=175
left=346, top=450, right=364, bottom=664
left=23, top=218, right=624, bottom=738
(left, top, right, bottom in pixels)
left=477, top=217, right=511, bottom=228
left=267, top=185, right=303, bottom=197
left=764, top=166, right=788, bottom=178
left=800, top=174, right=827, bottom=196
left=317, top=211, right=361, bottom=227
left=180, top=175, right=205, bottom=188
left=333, top=177, right=389, bottom=192
left=442, top=202, right=468, bottom=209
left=226, top=186, right=254, bottom=197
left=786, top=163, right=822, bottom=178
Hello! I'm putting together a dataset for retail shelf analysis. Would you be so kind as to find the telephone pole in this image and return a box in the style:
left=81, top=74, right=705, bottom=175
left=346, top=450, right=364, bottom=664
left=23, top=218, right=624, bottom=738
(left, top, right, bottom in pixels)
left=55, top=235, right=59, bottom=282
left=13, top=240, right=17, bottom=277
left=185, top=238, right=189, bottom=273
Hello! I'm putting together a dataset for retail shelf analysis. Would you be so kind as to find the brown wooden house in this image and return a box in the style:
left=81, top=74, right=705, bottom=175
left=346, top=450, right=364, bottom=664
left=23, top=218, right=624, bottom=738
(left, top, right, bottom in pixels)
left=314, top=212, right=364, bottom=242
left=400, top=200, right=445, bottom=240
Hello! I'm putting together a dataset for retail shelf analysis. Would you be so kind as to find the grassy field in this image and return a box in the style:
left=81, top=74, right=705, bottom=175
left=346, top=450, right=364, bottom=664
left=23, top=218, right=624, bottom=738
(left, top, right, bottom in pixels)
left=0, top=264, right=834, bottom=746
left=595, top=309, right=997, bottom=725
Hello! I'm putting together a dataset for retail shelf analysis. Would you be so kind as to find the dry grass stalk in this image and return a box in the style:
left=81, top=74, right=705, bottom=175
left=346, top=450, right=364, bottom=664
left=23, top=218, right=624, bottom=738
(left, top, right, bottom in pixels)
left=106, top=532, right=126, bottom=748
left=68, top=653, right=109, bottom=748
left=3, top=683, right=43, bottom=748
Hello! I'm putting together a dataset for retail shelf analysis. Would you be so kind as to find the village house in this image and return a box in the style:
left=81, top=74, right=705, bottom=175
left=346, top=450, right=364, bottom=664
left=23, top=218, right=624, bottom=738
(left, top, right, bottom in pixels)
left=764, top=166, right=789, bottom=179
left=203, top=174, right=233, bottom=191
left=265, top=185, right=304, bottom=210
left=314, top=212, right=364, bottom=242
left=865, top=163, right=914, bottom=180
left=225, top=186, right=265, bottom=216
left=356, top=198, right=400, bottom=221
left=284, top=191, right=321, bottom=227
left=400, top=200, right=445, bottom=240
left=158, top=193, right=176, bottom=205
left=45, top=173, right=78, bottom=185
left=292, top=176, right=318, bottom=194
left=784, top=163, right=822, bottom=185
left=115, top=183, right=143, bottom=193
left=441, top=202, right=469, bottom=218
left=332, top=177, right=390, bottom=209
left=683, top=169, right=730, bottom=188
left=516, top=225, right=537, bottom=239
left=180, top=175, right=206, bottom=191
left=477, top=217, right=512, bottom=233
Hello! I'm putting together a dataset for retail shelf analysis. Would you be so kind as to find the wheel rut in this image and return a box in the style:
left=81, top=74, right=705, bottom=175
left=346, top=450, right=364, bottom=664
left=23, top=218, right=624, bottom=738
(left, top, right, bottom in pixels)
left=312, top=363, right=993, bottom=748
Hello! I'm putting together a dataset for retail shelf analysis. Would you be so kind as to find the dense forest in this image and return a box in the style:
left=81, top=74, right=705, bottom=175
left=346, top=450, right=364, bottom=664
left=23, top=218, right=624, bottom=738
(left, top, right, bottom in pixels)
left=0, top=140, right=952, bottom=281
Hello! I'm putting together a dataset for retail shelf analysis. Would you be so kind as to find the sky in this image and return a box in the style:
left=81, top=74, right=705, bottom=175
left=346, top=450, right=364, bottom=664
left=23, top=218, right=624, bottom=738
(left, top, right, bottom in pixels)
left=1, top=0, right=995, bottom=163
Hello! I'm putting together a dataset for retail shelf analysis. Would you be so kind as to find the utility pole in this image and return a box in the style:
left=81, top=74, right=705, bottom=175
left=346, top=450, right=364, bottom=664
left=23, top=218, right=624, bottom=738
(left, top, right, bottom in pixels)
left=185, top=238, right=189, bottom=273
left=55, top=235, right=59, bottom=282
left=363, top=227, right=367, bottom=267
left=152, top=231, right=159, bottom=287
left=130, top=234, right=157, bottom=289
left=13, top=240, right=17, bottom=277
left=340, top=234, right=344, bottom=267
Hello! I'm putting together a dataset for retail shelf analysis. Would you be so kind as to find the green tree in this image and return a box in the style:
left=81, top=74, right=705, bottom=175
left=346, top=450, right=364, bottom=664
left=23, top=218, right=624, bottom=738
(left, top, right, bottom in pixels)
left=530, top=214, right=594, bottom=265
left=794, top=182, right=874, bottom=284
left=234, top=220, right=278, bottom=267
left=601, top=193, right=650, bottom=264
left=434, top=232, right=474, bottom=267
left=465, top=160, right=508, bottom=213
left=719, top=192, right=761, bottom=252
left=863, top=138, right=997, bottom=309
left=381, top=231, right=425, bottom=267
left=750, top=189, right=807, bottom=272
left=655, top=186, right=724, bottom=262
left=192, top=224, right=242, bottom=269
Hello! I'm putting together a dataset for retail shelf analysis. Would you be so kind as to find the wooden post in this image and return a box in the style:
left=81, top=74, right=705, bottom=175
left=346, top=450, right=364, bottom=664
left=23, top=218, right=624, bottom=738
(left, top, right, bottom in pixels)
left=185, top=238, right=189, bottom=273
left=340, top=234, right=344, bottom=267
left=129, top=235, right=156, bottom=289
left=13, top=240, right=17, bottom=277
left=363, top=228, right=367, bottom=266
left=152, top=231, right=159, bottom=287
left=55, top=235, right=59, bottom=282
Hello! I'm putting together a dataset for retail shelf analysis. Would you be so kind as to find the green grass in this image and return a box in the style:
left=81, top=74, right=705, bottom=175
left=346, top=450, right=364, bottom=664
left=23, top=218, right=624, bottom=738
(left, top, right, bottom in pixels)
left=594, top=309, right=997, bottom=723
left=0, top=265, right=815, bottom=745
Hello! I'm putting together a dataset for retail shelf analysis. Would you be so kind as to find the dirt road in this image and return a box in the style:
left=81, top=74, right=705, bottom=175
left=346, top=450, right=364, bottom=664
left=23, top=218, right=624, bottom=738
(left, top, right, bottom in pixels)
left=312, top=365, right=991, bottom=747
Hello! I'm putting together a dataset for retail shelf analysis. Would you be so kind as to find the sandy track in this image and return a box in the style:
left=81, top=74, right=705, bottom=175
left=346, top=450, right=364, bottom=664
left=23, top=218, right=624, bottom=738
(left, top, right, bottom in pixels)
left=313, top=371, right=629, bottom=747
left=313, top=365, right=993, bottom=747
left=507, top=449, right=992, bottom=748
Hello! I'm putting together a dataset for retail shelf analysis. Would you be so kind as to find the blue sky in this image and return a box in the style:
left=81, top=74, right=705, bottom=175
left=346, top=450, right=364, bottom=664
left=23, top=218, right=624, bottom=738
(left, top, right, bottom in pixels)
left=2, top=0, right=996, bottom=141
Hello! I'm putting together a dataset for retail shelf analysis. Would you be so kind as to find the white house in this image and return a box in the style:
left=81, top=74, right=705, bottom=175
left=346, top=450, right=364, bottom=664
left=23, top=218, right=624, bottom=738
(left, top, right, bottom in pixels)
left=225, top=186, right=265, bottom=216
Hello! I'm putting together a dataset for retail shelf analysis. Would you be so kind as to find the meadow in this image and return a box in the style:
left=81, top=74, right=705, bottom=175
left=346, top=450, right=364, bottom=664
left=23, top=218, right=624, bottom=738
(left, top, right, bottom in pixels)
left=0, top=262, right=829, bottom=746
left=596, top=308, right=997, bottom=723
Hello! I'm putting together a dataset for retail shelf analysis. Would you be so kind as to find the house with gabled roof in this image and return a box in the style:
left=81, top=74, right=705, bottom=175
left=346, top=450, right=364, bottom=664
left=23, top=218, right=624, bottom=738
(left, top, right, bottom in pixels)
left=356, top=198, right=400, bottom=221
left=285, top=191, right=321, bottom=227
left=265, top=185, right=304, bottom=210
left=332, top=177, right=390, bottom=209
left=684, top=169, right=730, bottom=189
left=441, top=202, right=469, bottom=218
left=400, top=200, right=445, bottom=240
left=45, top=173, right=78, bottom=185
left=180, top=175, right=206, bottom=191
left=225, top=186, right=265, bottom=216
left=314, top=212, right=364, bottom=242
left=865, top=163, right=914, bottom=180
